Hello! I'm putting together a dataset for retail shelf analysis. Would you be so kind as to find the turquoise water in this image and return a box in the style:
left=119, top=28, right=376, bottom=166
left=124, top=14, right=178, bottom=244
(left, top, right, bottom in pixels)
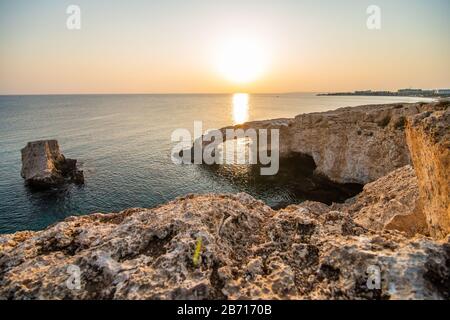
left=0, top=93, right=432, bottom=233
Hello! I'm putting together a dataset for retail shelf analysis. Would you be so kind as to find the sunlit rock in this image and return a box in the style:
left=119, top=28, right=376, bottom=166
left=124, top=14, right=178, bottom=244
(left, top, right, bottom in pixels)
left=406, top=104, right=450, bottom=239
left=0, top=192, right=448, bottom=300
left=21, top=140, right=84, bottom=188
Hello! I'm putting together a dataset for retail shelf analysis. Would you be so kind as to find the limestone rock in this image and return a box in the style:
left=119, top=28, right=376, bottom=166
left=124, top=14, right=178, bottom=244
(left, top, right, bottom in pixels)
left=218, top=102, right=441, bottom=184
left=21, top=140, right=84, bottom=188
left=284, top=104, right=414, bottom=184
left=0, top=193, right=448, bottom=300
left=406, top=106, right=450, bottom=239
left=344, top=165, right=428, bottom=237
left=218, top=101, right=447, bottom=238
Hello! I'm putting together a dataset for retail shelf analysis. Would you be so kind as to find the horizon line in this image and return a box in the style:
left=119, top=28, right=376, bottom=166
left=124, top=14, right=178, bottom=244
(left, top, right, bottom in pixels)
left=1, top=88, right=447, bottom=97
left=0, top=91, right=323, bottom=96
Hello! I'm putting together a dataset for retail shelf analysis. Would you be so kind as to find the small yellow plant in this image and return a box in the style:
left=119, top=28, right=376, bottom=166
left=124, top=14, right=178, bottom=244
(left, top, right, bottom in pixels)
left=192, top=237, right=203, bottom=267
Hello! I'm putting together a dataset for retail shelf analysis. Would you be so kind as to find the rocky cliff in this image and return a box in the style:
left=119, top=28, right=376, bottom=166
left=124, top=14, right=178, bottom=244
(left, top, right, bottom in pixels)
left=406, top=107, right=450, bottom=238
left=224, top=102, right=440, bottom=184
left=218, top=101, right=449, bottom=238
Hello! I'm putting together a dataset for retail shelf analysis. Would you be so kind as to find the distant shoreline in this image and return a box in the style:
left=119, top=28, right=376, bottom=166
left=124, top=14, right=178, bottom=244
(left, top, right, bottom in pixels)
left=0, top=91, right=448, bottom=98
left=318, top=89, right=450, bottom=99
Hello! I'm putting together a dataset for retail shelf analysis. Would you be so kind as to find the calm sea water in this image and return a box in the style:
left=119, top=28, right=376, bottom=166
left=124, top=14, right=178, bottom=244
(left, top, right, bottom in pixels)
left=0, top=93, right=432, bottom=233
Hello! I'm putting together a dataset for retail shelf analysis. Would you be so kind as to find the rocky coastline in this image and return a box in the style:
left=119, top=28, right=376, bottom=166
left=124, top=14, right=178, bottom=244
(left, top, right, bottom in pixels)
left=0, top=101, right=448, bottom=300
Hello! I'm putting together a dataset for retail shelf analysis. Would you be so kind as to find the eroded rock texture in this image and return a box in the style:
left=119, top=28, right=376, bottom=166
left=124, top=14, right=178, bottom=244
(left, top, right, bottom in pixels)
left=283, top=104, right=417, bottom=184
left=21, top=140, right=84, bottom=188
left=406, top=107, right=450, bottom=239
left=222, top=102, right=440, bottom=185
left=0, top=193, right=449, bottom=300
left=344, top=165, right=428, bottom=237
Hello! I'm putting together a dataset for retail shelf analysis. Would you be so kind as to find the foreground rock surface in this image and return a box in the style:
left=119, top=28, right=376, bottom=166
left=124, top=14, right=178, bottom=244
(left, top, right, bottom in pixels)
left=21, top=140, right=84, bottom=188
left=0, top=193, right=449, bottom=300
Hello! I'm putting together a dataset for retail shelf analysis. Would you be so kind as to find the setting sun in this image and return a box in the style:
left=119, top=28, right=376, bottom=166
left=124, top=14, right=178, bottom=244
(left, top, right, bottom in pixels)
left=216, top=37, right=268, bottom=84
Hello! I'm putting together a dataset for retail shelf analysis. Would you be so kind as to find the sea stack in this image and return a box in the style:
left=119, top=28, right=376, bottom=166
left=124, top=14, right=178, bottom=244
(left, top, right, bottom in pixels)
left=20, top=140, right=84, bottom=188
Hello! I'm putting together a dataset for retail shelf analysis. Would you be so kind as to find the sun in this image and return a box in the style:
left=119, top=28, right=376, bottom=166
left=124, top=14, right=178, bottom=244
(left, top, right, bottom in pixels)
left=216, top=37, right=268, bottom=84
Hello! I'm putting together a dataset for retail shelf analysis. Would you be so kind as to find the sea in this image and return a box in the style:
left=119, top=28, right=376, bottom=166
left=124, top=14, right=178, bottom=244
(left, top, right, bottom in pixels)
left=0, top=93, right=433, bottom=233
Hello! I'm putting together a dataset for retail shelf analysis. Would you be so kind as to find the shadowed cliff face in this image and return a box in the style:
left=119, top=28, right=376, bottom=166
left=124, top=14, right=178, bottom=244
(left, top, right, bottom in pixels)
left=199, top=153, right=363, bottom=209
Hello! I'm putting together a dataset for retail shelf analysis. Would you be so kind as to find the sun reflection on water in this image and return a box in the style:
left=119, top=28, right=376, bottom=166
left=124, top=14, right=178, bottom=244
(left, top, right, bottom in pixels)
left=232, top=93, right=249, bottom=125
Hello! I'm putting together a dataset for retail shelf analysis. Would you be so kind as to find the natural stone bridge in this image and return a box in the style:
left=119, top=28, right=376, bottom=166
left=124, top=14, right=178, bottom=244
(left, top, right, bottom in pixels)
left=185, top=118, right=292, bottom=163
left=192, top=102, right=440, bottom=185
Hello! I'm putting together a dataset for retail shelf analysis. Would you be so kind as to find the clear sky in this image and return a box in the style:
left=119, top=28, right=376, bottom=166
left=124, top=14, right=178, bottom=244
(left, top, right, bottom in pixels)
left=0, top=0, right=449, bottom=94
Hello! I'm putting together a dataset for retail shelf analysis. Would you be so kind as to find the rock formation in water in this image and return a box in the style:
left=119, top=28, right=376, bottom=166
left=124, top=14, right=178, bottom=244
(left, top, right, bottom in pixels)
left=21, top=140, right=84, bottom=188
left=2, top=101, right=448, bottom=300
left=406, top=107, right=450, bottom=239
left=217, top=102, right=442, bottom=185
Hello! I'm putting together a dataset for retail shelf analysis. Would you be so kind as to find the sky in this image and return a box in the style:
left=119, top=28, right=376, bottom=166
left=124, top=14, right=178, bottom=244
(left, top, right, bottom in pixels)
left=0, top=0, right=449, bottom=94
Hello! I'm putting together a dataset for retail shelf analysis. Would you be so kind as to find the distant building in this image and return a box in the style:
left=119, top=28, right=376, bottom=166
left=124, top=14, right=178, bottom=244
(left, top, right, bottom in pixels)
left=375, top=91, right=391, bottom=95
left=398, top=88, right=423, bottom=95
left=320, top=88, right=448, bottom=97
left=437, top=89, right=450, bottom=95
